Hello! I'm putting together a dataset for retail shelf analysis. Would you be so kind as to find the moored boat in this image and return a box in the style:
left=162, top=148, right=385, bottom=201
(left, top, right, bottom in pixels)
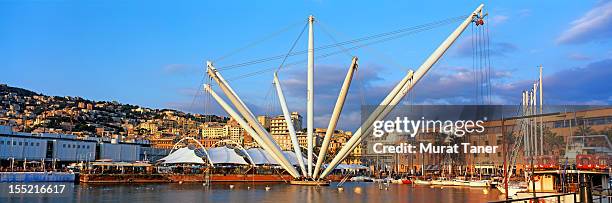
left=468, top=180, right=490, bottom=187
left=496, top=183, right=527, bottom=197
left=452, top=179, right=470, bottom=186
left=414, top=179, right=431, bottom=185
left=431, top=177, right=451, bottom=185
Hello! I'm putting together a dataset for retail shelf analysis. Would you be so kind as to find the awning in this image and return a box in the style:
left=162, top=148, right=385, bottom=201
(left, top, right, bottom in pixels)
left=208, top=146, right=249, bottom=165
left=246, top=148, right=279, bottom=165
left=90, top=162, right=152, bottom=167
left=159, top=147, right=206, bottom=164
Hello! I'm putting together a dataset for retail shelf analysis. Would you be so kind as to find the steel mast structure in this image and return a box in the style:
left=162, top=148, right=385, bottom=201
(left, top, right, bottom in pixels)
left=306, top=15, right=315, bottom=178
left=273, top=72, right=308, bottom=177
left=313, top=57, right=358, bottom=179
left=319, top=4, right=485, bottom=179
left=203, top=4, right=486, bottom=181
left=206, top=62, right=301, bottom=178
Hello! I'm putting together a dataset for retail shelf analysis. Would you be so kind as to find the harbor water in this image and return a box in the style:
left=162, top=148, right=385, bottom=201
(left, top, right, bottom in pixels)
left=2, top=182, right=504, bottom=202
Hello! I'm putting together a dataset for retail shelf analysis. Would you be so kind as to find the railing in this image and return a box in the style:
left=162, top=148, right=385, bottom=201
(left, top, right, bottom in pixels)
left=593, top=186, right=612, bottom=203
left=489, top=193, right=578, bottom=203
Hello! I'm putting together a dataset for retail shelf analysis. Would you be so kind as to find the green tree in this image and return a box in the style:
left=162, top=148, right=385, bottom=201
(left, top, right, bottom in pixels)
left=574, top=125, right=594, bottom=137
left=542, top=127, right=565, bottom=154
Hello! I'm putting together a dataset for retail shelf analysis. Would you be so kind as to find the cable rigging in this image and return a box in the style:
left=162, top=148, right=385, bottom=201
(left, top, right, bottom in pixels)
left=217, top=15, right=467, bottom=71
left=224, top=17, right=467, bottom=82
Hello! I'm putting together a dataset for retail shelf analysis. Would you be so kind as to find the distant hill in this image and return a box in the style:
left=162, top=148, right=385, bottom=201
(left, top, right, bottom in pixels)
left=0, top=83, right=227, bottom=136
left=0, top=84, right=40, bottom=97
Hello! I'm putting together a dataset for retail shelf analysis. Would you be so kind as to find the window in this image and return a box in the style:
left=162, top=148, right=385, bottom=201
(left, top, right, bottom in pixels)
left=77, top=145, right=80, bottom=149
left=24, top=142, right=28, bottom=146
left=30, top=142, right=34, bottom=146
left=36, top=143, right=40, bottom=146
left=590, top=118, right=606, bottom=125
left=63, top=144, right=66, bottom=148
left=0, top=141, right=4, bottom=145
left=87, top=145, right=90, bottom=149
left=18, top=142, right=22, bottom=146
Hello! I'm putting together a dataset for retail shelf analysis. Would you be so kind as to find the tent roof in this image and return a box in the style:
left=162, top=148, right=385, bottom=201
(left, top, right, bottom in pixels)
left=246, top=148, right=279, bottom=165
left=159, top=147, right=206, bottom=164
left=208, top=146, right=249, bottom=165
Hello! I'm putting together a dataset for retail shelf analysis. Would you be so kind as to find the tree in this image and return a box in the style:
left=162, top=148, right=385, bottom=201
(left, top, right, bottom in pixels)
left=542, top=127, right=564, bottom=155
left=574, top=125, right=594, bottom=137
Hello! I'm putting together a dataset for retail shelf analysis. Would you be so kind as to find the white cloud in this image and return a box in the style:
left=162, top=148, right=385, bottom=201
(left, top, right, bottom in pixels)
left=490, top=15, right=509, bottom=25
left=557, top=1, right=612, bottom=44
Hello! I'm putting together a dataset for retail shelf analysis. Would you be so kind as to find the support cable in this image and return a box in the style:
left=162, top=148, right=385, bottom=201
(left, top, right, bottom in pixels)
left=225, top=21, right=458, bottom=81
left=217, top=16, right=467, bottom=71
left=213, top=20, right=304, bottom=63
left=485, top=17, right=493, bottom=104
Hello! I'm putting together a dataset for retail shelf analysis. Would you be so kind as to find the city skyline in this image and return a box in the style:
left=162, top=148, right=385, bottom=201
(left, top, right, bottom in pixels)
left=1, top=1, right=611, bottom=130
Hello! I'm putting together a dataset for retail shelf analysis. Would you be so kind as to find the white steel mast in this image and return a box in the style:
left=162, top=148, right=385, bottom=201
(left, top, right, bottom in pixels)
left=306, top=15, right=315, bottom=178
left=206, top=62, right=301, bottom=178
left=313, top=57, right=358, bottom=178
left=273, top=72, right=307, bottom=177
left=522, top=91, right=529, bottom=157
left=319, top=4, right=485, bottom=179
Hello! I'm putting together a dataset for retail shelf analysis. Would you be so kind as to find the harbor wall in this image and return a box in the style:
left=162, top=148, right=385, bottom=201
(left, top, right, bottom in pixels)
left=0, top=172, right=75, bottom=182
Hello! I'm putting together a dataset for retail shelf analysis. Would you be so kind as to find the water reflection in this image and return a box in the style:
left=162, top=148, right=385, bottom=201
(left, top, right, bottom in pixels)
left=3, top=182, right=504, bottom=203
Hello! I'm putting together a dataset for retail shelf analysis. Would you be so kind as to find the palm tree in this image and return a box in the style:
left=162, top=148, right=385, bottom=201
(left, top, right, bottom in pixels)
left=542, top=127, right=564, bottom=155
left=575, top=125, right=594, bottom=137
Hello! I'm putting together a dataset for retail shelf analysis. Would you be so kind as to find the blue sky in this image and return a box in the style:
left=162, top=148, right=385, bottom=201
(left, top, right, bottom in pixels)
left=1, top=0, right=611, bottom=130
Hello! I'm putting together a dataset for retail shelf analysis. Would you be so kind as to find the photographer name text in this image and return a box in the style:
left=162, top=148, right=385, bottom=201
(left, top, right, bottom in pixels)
left=372, top=142, right=498, bottom=154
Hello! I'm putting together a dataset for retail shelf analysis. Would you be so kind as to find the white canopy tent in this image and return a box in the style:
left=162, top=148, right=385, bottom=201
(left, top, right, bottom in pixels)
left=159, top=147, right=206, bottom=164
left=207, top=146, right=249, bottom=165
left=246, top=148, right=279, bottom=165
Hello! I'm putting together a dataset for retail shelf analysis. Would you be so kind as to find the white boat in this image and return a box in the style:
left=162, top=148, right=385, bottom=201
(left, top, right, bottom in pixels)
left=468, top=180, right=490, bottom=187
left=431, top=177, right=450, bottom=185
left=442, top=180, right=456, bottom=186
left=391, top=179, right=403, bottom=184
left=414, top=179, right=431, bottom=185
left=452, top=179, right=470, bottom=186
left=349, top=176, right=373, bottom=182
left=496, top=184, right=527, bottom=197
